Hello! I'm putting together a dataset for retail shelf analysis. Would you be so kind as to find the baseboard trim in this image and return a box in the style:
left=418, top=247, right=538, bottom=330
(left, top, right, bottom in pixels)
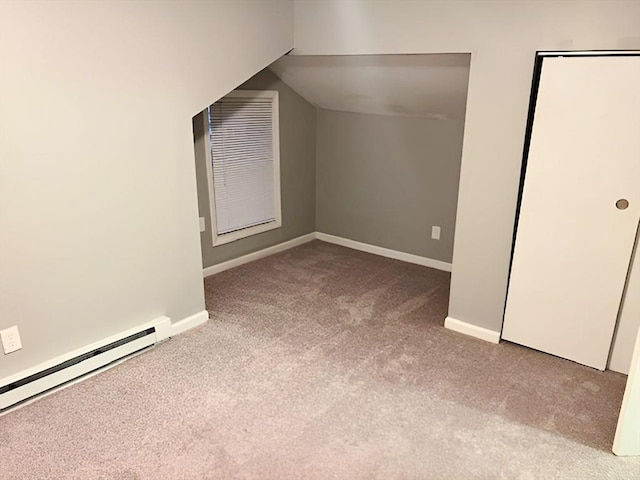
left=315, top=232, right=452, bottom=272
left=170, top=310, right=209, bottom=336
left=444, top=316, right=501, bottom=344
left=202, top=231, right=452, bottom=276
left=202, top=232, right=316, bottom=278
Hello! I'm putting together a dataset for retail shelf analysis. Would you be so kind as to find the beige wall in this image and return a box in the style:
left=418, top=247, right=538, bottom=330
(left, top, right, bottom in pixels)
left=293, top=0, right=640, bottom=332
left=316, top=109, right=464, bottom=263
left=610, top=226, right=640, bottom=374
left=195, top=69, right=317, bottom=268
left=0, top=0, right=293, bottom=379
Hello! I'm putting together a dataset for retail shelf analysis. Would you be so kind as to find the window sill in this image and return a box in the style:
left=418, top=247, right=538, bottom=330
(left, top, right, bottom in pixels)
left=212, top=220, right=281, bottom=247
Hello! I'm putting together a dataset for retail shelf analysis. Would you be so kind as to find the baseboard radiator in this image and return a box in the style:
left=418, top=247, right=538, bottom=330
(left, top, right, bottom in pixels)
left=0, top=316, right=171, bottom=411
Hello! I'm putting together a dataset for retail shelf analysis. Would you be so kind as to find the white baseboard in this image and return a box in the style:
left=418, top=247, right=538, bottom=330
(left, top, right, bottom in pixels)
left=202, top=232, right=316, bottom=277
left=202, top=231, right=452, bottom=276
left=444, top=316, right=501, bottom=344
left=315, top=232, right=452, bottom=272
left=170, top=310, right=209, bottom=336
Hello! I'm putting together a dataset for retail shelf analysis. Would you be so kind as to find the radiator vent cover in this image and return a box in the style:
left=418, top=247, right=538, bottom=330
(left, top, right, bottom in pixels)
left=0, top=317, right=170, bottom=412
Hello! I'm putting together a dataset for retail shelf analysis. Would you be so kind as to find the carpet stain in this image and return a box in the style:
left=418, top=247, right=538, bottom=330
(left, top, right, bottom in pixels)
left=581, top=381, right=601, bottom=393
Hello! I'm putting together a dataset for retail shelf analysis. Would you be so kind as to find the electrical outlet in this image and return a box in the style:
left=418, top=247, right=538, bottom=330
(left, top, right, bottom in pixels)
left=199, top=217, right=206, bottom=232
left=1, top=325, right=22, bottom=354
left=431, top=226, right=441, bottom=240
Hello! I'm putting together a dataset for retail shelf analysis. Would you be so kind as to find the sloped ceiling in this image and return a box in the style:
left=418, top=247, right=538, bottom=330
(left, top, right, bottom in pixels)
left=269, top=54, right=471, bottom=121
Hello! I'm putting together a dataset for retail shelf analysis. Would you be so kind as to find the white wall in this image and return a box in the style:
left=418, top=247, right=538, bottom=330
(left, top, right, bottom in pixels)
left=293, top=0, right=640, bottom=333
left=0, top=0, right=293, bottom=379
left=613, top=326, right=640, bottom=455
left=610, top=226, right=640, bottom=374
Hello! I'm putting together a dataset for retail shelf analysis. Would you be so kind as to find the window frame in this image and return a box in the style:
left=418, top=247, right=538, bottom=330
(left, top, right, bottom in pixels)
left=203, top=90, right=282, bottom=247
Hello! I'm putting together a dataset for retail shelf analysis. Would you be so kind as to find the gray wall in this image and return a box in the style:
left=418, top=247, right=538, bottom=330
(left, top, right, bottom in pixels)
left=194, top=68, right=317, bottom=268
left=316, top=109, right=464, bottom=263
left=0, top=1, right=293, bottom=379
left=294, top=0, right=640, bottom=333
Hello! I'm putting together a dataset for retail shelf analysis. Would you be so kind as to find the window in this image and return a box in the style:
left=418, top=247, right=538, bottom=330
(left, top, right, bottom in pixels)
left=204, top=90, right=281, bottom=246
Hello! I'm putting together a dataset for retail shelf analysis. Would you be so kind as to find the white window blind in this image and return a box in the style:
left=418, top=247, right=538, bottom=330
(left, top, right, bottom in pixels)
left=208, top=93, right=277, bottom=235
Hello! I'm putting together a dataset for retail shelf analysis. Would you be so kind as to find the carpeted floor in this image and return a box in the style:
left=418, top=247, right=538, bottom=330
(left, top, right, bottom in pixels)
left=1, top=240, right=638, bottom=479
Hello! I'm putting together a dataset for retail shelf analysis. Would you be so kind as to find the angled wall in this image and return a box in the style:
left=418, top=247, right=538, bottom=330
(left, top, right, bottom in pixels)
left=0, top=0, right=293, bottom=379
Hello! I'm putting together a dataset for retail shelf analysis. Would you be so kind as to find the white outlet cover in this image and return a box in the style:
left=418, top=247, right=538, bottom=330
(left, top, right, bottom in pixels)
left=1, top=325, right=22, bottom=354
left=199, top=217, right=206, bottom=232
left=431, top=226, right=441, bottom=240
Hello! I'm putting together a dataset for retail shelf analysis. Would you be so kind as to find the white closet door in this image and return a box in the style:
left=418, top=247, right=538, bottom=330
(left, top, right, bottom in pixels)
left=502, top=55, right=640, bottom=370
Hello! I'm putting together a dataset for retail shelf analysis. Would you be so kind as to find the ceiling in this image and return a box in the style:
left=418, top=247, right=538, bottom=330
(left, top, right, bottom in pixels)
left=268, top=54, right=471, bottom=121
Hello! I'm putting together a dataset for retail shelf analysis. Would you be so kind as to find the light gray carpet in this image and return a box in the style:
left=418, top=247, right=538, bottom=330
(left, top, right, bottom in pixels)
left=1, top=240, right=638, bottom=479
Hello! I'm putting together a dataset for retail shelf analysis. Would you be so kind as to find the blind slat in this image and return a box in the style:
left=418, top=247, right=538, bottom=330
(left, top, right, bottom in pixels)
left=208, top=94, right=276, bottom=235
